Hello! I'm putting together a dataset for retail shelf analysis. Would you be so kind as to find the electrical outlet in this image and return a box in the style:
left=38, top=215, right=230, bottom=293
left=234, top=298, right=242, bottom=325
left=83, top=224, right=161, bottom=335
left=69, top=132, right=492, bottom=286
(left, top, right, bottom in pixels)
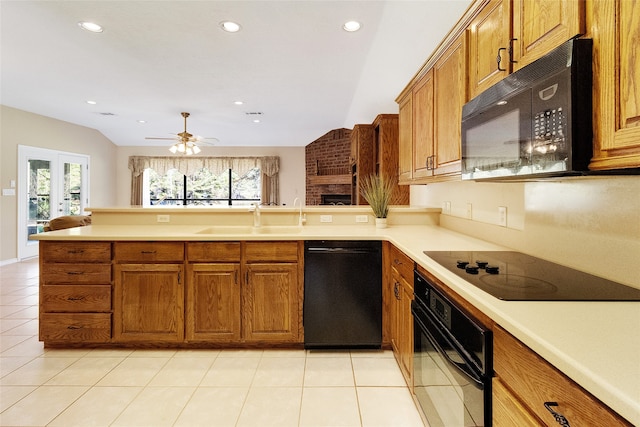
left=320, top=215, right=333, bottom=223
left=466, top=203, right=473, bottom=219
left=498, top=206, right=507, bottom=227
left=355, top=215, right=368, bottom=223
left=443, top=201, right=451, bottom=215
left=156, top=214, right=170, bottom=223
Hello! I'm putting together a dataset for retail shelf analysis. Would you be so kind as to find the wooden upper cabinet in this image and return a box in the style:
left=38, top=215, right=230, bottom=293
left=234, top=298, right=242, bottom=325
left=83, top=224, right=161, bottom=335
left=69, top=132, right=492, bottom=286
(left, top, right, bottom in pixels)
left=433, top=33, right=466, bottom=176
left=468, top=0, right=511, bottom=98
left=589, top=0, right=640, bottom=170
left=468, top=0, right=584, bottom=99
left=397, top=92, right=413, bottom=184
left=350, top=124, right=375, bottom=205
left=512, top=0, right=585, bottom=70
left=412, top=70, right=435, bottom=180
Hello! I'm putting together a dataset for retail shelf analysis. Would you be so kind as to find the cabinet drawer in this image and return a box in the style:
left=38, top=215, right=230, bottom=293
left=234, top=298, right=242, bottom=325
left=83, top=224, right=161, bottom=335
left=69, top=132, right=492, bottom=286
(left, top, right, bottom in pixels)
left=494, top=326, right=631, bottom=426
left=40, top=313, right=111, bottom=343
left=41, top=263, right=111, bottom=284
left=244, top=241, right=299, bottom=262
left=114, top=242, right=184, bottom=262
left=187, top=242, right=241, bottom=262
left=41, top=241, right=111, bottom=263
left=42, top=285, right=111, bottom=312
left=389, top=244, right=414, bottom=285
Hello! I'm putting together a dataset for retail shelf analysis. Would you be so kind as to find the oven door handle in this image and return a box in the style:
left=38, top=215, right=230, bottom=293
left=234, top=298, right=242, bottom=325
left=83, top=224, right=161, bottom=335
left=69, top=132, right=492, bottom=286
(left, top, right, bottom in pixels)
left=413, top=306, right=485, bottom=389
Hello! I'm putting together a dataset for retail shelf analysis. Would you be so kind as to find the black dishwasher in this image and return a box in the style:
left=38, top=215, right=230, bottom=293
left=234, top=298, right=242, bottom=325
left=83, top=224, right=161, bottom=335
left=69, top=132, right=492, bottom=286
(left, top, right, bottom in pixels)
left=304, top=240, right=382, bottom=349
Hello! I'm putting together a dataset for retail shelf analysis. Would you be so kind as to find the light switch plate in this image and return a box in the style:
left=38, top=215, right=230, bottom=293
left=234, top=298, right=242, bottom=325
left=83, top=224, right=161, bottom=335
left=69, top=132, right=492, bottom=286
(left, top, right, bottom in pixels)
left=355, top=215, right=368, bottom=223
left=320, top=215, right=333, bottom=223
left=156, top=214, right=170, bottom=223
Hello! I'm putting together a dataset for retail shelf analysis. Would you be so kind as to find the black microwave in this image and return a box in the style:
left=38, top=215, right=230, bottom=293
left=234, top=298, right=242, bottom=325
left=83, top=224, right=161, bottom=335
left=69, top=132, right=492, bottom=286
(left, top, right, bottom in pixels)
left=461, top=38, right=593, bottom=180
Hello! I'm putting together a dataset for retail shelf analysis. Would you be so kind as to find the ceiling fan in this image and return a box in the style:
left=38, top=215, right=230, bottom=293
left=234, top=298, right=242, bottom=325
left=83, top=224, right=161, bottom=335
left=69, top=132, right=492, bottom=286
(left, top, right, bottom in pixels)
left=145, top=112, right=218, bottom=155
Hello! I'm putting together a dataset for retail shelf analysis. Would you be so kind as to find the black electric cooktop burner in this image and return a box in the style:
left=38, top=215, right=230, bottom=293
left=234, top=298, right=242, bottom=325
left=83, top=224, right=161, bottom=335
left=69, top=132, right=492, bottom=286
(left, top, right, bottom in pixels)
left=424, top=251, right=640, bottom=301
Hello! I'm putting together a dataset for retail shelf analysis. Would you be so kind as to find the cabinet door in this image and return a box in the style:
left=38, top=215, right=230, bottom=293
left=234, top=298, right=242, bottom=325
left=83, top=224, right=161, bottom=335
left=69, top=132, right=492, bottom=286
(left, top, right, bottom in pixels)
left=113, top=263, right=184, bottom=342
left=493, top=378, right=542, bottom=426
left=244, top=263, right=299, bottom=342
left=512, top=0, right=585, bottom=69
left=186, top=263, right=241, bottom=342
left=398, top=277, right=413, bottom=385
left=468, top=0, right=511, bottom=98
left=433, top=33, right=466, bottom=176
left=590, top=0, right=640, bottom=170
left=397, top=92, right=413, bottom=184
left=412, top=70, right=435, bottom=180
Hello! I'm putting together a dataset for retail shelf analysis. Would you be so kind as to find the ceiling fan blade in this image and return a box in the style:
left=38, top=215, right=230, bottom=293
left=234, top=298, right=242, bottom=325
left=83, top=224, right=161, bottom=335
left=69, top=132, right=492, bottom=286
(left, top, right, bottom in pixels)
left=145, top=137, right=179, bottom=140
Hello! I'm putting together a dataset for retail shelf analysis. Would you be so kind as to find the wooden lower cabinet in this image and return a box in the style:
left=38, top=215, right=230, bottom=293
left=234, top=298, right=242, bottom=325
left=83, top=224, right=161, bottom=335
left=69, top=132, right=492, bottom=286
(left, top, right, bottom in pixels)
left=186, top=263, right=241, bottom=342
left=113, top=263, right=185, bottom=342
left=39, top=241, right=112, bottom=345
left=493, top=325, right=632, bottom=426
left=387, top=243, right=414, bottom=386
left=244, top=263, right=299, bottom=342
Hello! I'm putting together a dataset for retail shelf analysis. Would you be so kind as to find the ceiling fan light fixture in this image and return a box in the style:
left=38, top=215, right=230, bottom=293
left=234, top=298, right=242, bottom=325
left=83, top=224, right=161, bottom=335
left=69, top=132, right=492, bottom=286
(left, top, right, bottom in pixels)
left=78, top=21, right=103, bottom=33
left=192, top=145, right=201, bottom=154
left=169, top=145, right=178, bottom=154
left=220, top=21, right=241, bottom=33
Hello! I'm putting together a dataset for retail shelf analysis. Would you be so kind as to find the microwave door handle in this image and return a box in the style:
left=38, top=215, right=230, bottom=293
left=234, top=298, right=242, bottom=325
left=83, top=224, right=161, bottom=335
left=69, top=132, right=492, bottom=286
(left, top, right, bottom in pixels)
left=414, top=309, right=485, bottom=388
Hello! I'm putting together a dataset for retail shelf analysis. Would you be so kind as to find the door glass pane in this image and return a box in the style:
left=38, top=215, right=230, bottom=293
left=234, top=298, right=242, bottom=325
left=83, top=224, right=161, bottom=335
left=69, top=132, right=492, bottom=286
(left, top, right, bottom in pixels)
left=62, top=161, right=83, bottom=215
left=27, top=159, right=51, bottom=240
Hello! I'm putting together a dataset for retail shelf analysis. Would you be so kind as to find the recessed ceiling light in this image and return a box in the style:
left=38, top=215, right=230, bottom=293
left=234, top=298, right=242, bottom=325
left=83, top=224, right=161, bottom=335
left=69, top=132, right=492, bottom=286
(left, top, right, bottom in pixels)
left=137, top=120, right=146, bottom=124
left=253, top=119, right=261, bottom=123
left=220, top=21, right=241, bottom=33
left=78, top=21, right=103, bottom=33
left=86, top=100, right=97, bottom=105
left=234, top=101, right=244, bottom=105
left=343, top=21, right=361, bottom=32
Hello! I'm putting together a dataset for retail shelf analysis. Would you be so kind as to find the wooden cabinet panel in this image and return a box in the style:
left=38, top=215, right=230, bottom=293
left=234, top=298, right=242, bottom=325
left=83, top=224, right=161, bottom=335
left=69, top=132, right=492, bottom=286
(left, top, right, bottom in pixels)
left=434, top=33, right=466, bottom=176
left=244, top=241, right=299, bottom=262
left=40, top=313, right=111, bottom=343
left=113, top=263, right=184, bottom=342
left=397, top=93, right=413, bottom=184
left=186, top=242, right=241, bottom=262
left=493, top=378, right=542, bottom=426
left=42, top=285, right=111, bottom=312
left=387, top=244, right=414, bottom=386
left=590, top=0, right=640, bottom=170
left=41, top=263, right=111, bottom=285
left=186, top=263, right=241, bottom=342
left=373, top=114, right=409, bottom=204
left=244, top=263, right=299, bottom=342
left=41, top=241, right=111, bottom=263
left=512, top=0, right=585, bottom=69
left=494, top=326, right=632, bottom=426
left=350, top=124, right=375, bottom=205
left=114, top=242, right=184, bottom=262
left=412, top=70, right=434, bottom=180
left=468, top=0, right=511, bottom=98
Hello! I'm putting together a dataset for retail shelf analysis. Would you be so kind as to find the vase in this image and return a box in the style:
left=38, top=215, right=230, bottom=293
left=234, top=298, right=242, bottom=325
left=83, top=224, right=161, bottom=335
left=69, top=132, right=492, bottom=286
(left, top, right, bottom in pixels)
left=375, top=218, right=388, bottom=229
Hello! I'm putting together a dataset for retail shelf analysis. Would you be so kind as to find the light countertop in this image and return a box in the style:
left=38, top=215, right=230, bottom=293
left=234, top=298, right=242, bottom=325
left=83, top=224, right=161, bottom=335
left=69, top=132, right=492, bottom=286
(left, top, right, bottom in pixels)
left=34, top=223, right=640, bottom=425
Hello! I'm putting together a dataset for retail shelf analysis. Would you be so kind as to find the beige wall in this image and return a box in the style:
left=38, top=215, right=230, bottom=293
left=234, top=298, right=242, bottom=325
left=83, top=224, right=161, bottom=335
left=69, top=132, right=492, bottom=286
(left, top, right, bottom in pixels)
left=410, top=176, right=640, bottom=287
left=0, top=106, right=118, bottom=262
left=114, top=146, right=306, bottom=207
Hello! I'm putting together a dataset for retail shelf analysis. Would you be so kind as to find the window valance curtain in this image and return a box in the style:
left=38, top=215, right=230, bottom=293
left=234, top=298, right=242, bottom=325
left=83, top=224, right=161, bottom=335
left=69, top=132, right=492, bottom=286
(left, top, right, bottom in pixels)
left=128, top=156, right=280, bottom=205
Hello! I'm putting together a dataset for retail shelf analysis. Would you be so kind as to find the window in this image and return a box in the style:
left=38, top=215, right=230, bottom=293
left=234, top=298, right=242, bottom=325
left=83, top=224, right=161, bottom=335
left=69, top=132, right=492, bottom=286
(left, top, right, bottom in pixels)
left=144, top=167, right=261, bottom=206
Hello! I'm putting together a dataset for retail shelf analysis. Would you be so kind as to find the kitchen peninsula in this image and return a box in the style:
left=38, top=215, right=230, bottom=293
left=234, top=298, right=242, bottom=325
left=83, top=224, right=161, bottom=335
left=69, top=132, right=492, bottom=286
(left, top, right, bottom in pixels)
left=33, top=206, right=639, bottom=426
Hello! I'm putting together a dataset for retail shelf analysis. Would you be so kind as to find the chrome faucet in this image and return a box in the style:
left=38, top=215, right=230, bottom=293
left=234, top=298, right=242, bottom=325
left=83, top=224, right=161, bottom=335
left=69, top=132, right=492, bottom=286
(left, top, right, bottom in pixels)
left=250, top=203, right=261, bottom=227
left=293, top=197, right=306, bottom=226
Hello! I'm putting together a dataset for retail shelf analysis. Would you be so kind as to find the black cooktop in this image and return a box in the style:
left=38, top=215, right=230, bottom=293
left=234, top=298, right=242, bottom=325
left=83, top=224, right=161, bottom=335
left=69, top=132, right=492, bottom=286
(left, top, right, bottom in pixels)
left=424, top=251, right=640, bottom=301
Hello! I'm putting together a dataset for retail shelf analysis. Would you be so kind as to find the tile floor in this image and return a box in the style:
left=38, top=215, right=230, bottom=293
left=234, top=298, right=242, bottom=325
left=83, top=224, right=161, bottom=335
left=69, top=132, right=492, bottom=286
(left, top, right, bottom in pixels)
left=1, top=258, right=425, bottom=427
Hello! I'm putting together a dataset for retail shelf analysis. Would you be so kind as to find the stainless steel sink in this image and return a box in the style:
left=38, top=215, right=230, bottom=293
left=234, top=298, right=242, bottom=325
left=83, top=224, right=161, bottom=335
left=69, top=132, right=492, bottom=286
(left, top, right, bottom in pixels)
left=196, top=225, right=302, bottom=235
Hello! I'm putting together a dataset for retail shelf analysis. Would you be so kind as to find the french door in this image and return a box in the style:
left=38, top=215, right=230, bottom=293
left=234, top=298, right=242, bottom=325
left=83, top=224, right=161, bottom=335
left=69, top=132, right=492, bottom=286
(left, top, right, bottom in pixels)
left=17, top=146, right=89, bottom=259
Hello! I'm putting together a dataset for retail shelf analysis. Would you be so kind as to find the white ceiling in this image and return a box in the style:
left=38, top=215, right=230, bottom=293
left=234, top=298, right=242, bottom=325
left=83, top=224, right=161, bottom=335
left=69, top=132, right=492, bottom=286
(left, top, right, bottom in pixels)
left=1, top=1, right=471, bottom=148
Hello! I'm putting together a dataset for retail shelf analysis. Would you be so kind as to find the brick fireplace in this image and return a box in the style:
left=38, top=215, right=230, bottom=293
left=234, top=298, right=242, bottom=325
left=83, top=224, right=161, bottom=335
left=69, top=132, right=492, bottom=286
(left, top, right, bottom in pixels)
left=305, top=128, right=352, bottom=205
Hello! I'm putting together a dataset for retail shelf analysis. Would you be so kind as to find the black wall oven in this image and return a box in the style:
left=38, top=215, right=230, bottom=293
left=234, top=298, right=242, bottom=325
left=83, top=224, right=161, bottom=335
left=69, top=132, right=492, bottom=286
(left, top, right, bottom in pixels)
left=413, top=270, right=492, bottom=426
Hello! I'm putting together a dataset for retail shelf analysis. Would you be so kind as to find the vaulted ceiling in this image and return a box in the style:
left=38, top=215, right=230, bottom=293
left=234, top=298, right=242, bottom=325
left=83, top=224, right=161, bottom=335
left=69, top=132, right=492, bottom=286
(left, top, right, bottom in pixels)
left=1, top=1, right=471, bottom=147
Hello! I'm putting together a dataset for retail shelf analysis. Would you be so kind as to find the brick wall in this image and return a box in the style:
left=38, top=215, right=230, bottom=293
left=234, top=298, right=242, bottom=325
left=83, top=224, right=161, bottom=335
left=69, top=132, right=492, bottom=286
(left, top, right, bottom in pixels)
left=305, top=128, right=352, bottom=205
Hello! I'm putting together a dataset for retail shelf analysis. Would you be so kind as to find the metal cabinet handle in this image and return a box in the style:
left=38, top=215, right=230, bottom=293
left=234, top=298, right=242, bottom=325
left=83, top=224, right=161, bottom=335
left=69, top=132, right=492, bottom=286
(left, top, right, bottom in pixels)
left=544, top=402, right=571, bottom=427
left=394, top=282, right=400, bottom=300
left=67, top=271, right=84, bottom=275
left=497, top=47, right=507, bottom=71
left=67, top=250, right=85, bottom=254
left=67, top=325, right=82, bottom=330
left=509, top=38, right=518, bottom=63
left=141, top=250, right=156, bottom=254
left=67, top=296, right=84, bottom=301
